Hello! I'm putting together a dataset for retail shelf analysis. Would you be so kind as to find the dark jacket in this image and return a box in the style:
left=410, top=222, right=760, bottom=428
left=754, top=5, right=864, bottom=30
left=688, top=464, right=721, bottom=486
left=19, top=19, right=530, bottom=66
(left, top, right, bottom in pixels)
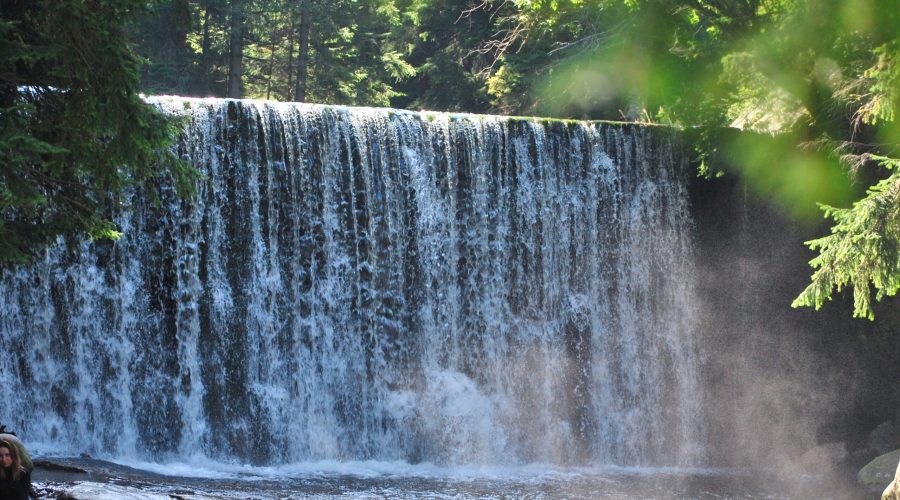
left=0, top=467, right=30, bottom=500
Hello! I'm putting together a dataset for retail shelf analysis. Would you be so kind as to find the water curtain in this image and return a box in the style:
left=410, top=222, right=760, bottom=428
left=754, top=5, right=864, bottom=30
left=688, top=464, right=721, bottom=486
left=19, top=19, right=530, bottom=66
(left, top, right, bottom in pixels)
left=0, top=98, right=702, bottom=466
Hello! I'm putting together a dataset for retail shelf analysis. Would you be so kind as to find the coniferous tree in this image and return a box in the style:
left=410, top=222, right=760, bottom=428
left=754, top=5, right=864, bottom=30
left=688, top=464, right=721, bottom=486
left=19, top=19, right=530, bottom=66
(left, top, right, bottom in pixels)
left=0, top=0, right=192, bottom=264
left=295, top=0, right=311, bottom=101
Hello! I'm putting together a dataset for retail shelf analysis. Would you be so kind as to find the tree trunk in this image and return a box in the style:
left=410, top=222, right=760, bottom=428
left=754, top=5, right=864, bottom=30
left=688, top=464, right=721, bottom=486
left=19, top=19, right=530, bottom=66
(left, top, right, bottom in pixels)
left=227, top=0, right=244, bottom=98
left=286, top=16, right=295, bottom=100
left=294, top=0, right=311, bottom=102
left=199, top=2, right=212, bottom=95
left=265, top=44, right=276, bottom=100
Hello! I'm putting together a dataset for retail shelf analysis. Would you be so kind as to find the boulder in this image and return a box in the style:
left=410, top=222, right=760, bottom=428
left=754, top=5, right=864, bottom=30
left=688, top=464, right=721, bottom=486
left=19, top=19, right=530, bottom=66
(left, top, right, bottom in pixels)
left=859, top=449, right=900, bottom=492
left=870, top=421, right=900, bottom=455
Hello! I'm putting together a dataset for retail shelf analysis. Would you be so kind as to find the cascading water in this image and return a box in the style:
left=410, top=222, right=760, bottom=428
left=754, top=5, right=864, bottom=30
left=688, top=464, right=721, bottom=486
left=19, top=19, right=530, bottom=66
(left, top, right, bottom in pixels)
left=0, top=97, right=703, bottom=468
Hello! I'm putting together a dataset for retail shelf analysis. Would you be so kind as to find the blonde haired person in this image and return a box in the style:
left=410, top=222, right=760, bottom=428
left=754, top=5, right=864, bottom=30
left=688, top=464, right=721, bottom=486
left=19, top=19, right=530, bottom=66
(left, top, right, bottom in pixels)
left=0, top=439, right=29, bottom=500
left=0, top=429, right=30, bottom=474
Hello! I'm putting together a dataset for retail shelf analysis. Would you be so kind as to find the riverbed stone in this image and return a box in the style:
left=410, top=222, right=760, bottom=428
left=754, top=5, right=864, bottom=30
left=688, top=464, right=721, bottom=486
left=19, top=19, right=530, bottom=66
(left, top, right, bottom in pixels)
left=33, top=459, right=87, bottom=473
left=859, top=449, right=900, bottom=492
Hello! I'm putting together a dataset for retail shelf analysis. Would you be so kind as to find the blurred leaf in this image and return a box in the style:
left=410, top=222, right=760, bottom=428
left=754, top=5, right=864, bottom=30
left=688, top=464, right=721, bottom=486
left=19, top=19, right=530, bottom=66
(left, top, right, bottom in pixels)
left=724, top=132, right=853, bottom=222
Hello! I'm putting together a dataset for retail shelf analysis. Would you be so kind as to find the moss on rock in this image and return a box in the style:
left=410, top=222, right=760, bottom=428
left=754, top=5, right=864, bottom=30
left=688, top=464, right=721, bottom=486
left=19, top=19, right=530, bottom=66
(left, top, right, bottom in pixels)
left=859, top=449, right=900, bottom=493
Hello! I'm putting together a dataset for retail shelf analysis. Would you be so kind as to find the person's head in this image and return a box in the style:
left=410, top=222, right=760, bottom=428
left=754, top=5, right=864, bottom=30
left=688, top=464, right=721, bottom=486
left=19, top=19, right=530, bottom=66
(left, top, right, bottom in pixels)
left=0, top=440, right=21, bottom=479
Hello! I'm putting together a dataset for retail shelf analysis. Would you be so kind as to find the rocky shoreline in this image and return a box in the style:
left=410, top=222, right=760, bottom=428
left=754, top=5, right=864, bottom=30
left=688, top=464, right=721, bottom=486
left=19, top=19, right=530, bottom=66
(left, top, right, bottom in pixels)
left=23, top=456, right=882, bottom=499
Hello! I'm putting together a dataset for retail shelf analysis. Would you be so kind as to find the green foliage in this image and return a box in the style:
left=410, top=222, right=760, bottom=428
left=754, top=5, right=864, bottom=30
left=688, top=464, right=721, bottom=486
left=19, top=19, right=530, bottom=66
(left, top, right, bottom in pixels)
left=0, top=0, right=191, bottom=264
left=393, top=0, right=497, bottom=112
left=793, top=157, right=900, bottom=319
left=722, top=132, right=853, bottom=221
left=134, top=0, right=417, bottom=105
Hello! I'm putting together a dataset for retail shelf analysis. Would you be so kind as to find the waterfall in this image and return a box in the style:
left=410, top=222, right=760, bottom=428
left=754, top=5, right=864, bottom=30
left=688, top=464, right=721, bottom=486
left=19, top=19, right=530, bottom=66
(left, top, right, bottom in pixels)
left=0, top=97, right=703, bottom=467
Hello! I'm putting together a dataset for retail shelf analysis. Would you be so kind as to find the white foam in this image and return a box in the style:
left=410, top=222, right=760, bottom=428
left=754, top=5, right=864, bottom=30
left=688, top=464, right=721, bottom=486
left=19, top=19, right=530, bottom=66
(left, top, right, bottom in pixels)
left=107, top=456, right=732, bottom=483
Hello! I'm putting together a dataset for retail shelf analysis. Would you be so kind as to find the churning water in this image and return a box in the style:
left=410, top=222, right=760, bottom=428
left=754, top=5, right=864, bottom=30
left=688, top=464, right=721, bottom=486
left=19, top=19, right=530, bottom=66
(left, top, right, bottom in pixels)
left=2, top=97, right=704, bottom=474
left=34, top=457, right=799, bottom=499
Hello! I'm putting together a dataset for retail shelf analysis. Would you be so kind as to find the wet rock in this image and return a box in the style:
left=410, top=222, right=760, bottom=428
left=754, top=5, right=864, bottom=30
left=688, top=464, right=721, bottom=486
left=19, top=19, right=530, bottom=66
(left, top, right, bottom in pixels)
left=33, top=460, right=87, bottom=473
left=57, top=481, right=172, bottom=500
left=859, top=449, right=900, bottom=492
left=30, top=482, right=63, bottom=499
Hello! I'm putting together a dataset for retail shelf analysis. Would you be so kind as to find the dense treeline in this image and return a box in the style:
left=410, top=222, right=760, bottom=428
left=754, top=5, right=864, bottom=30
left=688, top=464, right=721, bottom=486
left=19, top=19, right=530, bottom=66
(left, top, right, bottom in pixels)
left=132, top=0, right=493, bottom=110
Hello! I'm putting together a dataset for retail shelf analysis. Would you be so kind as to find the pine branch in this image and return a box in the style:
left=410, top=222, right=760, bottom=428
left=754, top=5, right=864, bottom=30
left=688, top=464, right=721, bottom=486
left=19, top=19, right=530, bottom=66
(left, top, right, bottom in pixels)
left=793, top=156, right=900, bottom=319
